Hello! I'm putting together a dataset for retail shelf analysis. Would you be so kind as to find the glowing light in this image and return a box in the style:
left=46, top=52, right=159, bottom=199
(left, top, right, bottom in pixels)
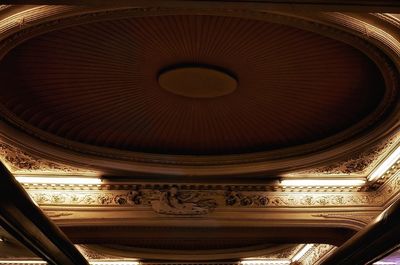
left=280, top=179, right=365, bottom=187
left=369, top=145, right=400, bottom=181
left=373, top=262, right=397, bottom=265
left=0, top=261, right=46, bottom=264
left=292, top=244, right=314, bottom=262
left=15, top=176, right=102, bottom=185
left=0, top=260, right=140, bottom=265
left=89, top=261, right=140, bottom=265
left=240, top=260, right=291, bottom=265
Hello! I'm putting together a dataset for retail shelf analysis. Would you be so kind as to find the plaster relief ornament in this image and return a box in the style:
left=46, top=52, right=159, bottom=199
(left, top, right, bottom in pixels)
left=289, top=133, right=400, bottom=176
left=225, top=190, right=269, bottom=206
left=0, top=140, right=96, bottom=175
left=127, top=190, right=143, bottom=205
left=151, top=186, right=217, bottom=215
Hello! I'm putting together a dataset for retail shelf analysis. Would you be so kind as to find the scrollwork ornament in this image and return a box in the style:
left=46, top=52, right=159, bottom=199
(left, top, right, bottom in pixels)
left=291, top=134, right=399, bottom=176
left=225, top=191, right=269, bottom=207
left=301, top=244, right=336, bottom=265
left=0, top=140, right=95, bottom=174
left=24, top=184, right=391, bottom=209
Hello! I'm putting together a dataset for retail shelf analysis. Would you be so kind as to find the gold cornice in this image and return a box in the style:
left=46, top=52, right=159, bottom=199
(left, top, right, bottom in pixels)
left=311, top=213, right=376, bottom=227
left=300, top=244, right=336, bottom=265
left=1, top=133, right=398, bottom=193
left=0, top=135, right=398, bottom=229
left=286, top=132, right=400, bottom=177
left=0, top=139, right=97, bottom=175
left=25, top=186, right=386, bottom=208
left=19, top=166, right=399, bottom=231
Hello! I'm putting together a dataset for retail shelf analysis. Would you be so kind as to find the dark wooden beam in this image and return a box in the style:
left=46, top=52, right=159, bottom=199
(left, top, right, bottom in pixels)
left=62, top=226, right=356, bottom=246
left=322, top=198, right=400, bottom=265
left=1, top=0, right=400, bottom=12
left=0, top=163, right=89, bottom=265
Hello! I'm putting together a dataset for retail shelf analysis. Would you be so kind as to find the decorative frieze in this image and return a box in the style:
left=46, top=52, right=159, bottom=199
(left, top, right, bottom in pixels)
left=26, top=184, right=387, bottom=210
left=250, top=245, right=304, bottom=260
left=374, top=168, right=400, bottom=205
left=0, top=140, right=96, bottom=175
left=300, top=244, right=336, bottom=265
left=1, top=133, right=398, bottom=189
left=289, top=133, right=399, bottom=176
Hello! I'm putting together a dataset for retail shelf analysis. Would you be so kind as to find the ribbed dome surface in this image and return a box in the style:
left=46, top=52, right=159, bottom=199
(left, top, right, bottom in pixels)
left=0, top=15, right=385, bottom=155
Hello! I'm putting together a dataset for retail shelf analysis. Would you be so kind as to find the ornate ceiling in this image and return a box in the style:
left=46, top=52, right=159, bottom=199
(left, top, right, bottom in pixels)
left=0, top=6, right=398, bottom=177
left=0, top=14, right=388, bottom=156
left=0, top=2, right=399, bottom=265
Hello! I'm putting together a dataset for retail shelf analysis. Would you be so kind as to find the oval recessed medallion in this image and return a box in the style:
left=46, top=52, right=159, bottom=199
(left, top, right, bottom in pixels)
left=158, top=66, right=237, bottom=98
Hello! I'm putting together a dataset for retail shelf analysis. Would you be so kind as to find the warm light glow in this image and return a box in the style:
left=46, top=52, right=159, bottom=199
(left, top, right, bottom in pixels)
left=280, top=179, right=365, bottom=187
left=15, top=176, right=102, bottom=185
left=89, top=261, right=140, bottom=265
left=373, top=262, right=397, bottom=265
left=0, top=261, right=46, bottom=264
left=0, top=261, right=141, bottom=265
left=240, top=260, right=291, bottom=265
left=369, top=145, right=400, bottom=181
left=292, top=244, right=314, bottom=262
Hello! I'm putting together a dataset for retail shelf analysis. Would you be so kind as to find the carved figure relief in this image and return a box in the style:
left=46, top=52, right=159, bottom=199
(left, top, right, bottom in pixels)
left=26, top=178, right=396, bottom=210
left=151, top=186, right=217, bottom=215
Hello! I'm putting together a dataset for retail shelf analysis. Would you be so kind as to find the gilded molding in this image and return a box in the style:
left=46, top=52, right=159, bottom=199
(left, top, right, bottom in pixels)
left=372, top=13, right=400, bottom=28
left=251, top=245, right=304, bottom=259
left=323, top=12, right=400, bottom=59
left=300, top=244, right=336, bottom=265
left=288, top=132, right=400, bottom=177
left=290, top=137, right=395, bottom=175
left=27, top=185, right=385, bottom=209
left=44, top=211, right=74, bottom=218
left=76, top=245, right=121, bottom=260
left=0, top=139, right=97, bottom=175
left=311, top=213, right=376, bottom=226
left=374, top=165, right=400, bottom=205
left=3, top=135, right=398, bottom=211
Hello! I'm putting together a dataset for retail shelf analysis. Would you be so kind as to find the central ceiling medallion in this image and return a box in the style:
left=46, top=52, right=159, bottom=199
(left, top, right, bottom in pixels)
left=158, top=65, right=237, bottom=98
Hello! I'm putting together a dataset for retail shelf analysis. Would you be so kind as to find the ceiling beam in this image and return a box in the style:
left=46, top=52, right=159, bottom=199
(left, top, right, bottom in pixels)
left=0, top=163, right=89, bottom=265
left=321, top=198, right=400, bottom=265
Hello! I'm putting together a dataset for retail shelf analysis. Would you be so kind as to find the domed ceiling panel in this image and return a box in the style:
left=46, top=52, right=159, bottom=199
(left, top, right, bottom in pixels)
left=0, top=15, right=385, bottom=155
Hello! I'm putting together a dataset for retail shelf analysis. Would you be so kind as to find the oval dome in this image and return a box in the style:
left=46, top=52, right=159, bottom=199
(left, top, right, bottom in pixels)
left=0, top=15, right=386, bottom=155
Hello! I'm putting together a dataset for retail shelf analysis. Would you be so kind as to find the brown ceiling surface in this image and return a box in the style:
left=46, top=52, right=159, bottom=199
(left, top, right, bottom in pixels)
left=0, top=15, right=385, bottom=155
